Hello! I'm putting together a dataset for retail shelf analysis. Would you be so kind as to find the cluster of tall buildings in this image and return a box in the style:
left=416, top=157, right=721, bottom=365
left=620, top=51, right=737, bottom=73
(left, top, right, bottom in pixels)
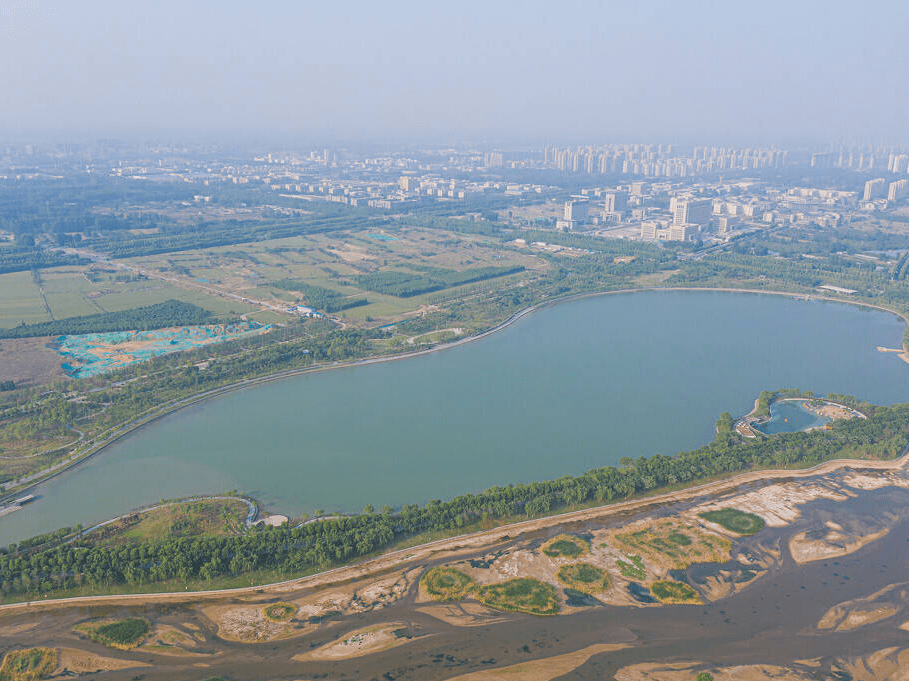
left=863, top=177, right=908, bottom=202
left=810, top=148, right=909, bottom=173
left=542, top=144, right=787, bottom=178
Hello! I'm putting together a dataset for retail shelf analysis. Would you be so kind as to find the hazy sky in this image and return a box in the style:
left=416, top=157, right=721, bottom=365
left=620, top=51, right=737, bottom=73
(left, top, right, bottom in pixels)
left=1, top=0, right=907, bottom=145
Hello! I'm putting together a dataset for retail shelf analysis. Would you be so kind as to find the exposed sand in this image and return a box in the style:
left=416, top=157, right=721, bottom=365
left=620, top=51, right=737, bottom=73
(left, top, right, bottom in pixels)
left=789, top=525, right=889, bottom=564
left=5, top=454, right=908, bottom=618
left=202, top=604, right=293, bottom=642
left=55, top=647, right=150, bottom=674
left=615, top=662, right=815, bottom=681
left=292, top=622, right=410, bottom=661
left=416, top=602, right=510, bottom=627
left=837, top=646, right=909, bottom=681
left=444, top=643, right=629, bottom=681
left=818, top=583, right=909, bottom=631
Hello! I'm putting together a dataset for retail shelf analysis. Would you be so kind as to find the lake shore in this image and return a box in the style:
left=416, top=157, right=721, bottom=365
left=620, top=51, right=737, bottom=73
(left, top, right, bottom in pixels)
left=3, top=445, right=908, bottom=613
left=4, top=284, right=907, bottom=505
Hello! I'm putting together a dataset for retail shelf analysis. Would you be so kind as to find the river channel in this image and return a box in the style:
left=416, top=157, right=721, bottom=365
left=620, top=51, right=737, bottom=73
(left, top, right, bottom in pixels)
left=2, top=290, right=908, bottom=543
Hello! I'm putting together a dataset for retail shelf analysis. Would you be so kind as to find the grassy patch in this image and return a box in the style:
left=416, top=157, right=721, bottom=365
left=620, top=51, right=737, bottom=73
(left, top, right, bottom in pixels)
left=420, top=567, right=476, bottom=601
left=477, top=578, right=560, bottom=615
left=263, top=602, right=297, bottom=622
left=85, top=499, right=249, bottom=546
left=0, top=648, right=57, bottom=681
left=77, top=617, right=149, bottom=649
left=556, top=563, right=610, bottom=595
left=649, top=580, right=700, bottom=604
left=617, top=555, right=646, bottom=580
left=699, top=508, right=766, bottom=535
left=613, top=520, right=731, bottom=570
left=542, top=534, right=589, bottom=558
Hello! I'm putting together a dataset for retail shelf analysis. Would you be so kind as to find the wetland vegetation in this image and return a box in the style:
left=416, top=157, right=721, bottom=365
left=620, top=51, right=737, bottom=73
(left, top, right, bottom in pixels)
left=420, top=567, right=476, bottom=601
left=477, top=577, right=560, bottom=615
left=556, top=563, right=610, bottom=594
left=0, top=648, right=56, bottom=681
left=699, top=508, right=766, bottom=535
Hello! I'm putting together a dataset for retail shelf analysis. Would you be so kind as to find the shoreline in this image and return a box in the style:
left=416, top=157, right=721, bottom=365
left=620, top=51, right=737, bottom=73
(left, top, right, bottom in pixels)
left=3, top=446, right=908, bottom=612
left=3, top=284, right=908, bottom=507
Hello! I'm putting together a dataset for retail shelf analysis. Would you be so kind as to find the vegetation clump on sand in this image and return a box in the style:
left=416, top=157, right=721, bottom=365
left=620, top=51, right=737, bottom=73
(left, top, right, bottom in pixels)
left=614, top=520, right=731, bottom=570
left=617, top=555, right=646, bottom=580
left=650, top=580, right=701, bottom=604
left=556, top=563, right=610, bottom=595
left=542, top=534, right=589, bottom=558
left=699, top=508, right=766, bottom=535
left=477, top=578, right=560, bottom=615
left=263, top=602, right=297, bottom=622
left=420, top=567, right=476, bottom=601
left=0, top=648, right=57, bottom=681
left=77, top=617, right=149, bottom=649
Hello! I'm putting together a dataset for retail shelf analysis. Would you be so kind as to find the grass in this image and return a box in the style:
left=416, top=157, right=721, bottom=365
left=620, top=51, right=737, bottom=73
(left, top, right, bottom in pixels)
left=617, top=555, right=646, bottom=580
left=420, top=566, right=476, bottom=601
left=649, top=580, right=701, bottom=604
left=477, top=578, right=560, bottom=616
left=556, top=563, right=610, bottom=595
left=699, top=508, right=766, bottom=535
left=85, top=499, right=249, bottom=547
left=542, top=534, right=589, bottom=558
left=263, top=602, right=297, bottom=622
left=77, top=617, right=149, bottom=649
left=613, top=520, right=731, bottom=570
left=0, top=648, right=57, bottom=681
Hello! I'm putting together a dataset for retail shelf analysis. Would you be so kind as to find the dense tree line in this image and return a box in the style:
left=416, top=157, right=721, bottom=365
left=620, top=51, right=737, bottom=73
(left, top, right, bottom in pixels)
left=0, top=300, right=214, bottom=339
left=355, top=265, right=524, bottom=297
left=264, top=280, right=367, bottom=313
left=0, top=247, right=89, bottom=274
left=2, top=401, right=907, bottom=598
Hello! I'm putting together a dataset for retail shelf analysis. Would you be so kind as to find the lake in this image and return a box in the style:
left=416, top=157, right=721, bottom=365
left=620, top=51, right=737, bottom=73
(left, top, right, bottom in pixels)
left=3, top=290, right=908, bottom=543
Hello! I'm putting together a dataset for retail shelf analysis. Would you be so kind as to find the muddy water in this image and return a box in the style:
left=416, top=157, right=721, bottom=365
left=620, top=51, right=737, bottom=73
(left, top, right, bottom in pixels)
left=7, top=486, right=909, bottom=680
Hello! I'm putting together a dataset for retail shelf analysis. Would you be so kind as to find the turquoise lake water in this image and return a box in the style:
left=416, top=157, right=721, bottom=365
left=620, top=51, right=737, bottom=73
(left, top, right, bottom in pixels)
left=2, top=290, right=908, bottom=543
left=754, top=400, right=830, bottom=434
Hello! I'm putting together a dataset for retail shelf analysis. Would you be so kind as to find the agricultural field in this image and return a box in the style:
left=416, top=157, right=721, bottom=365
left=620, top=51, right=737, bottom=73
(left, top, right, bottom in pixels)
left=123, top=225, right=547, bottom=325
left=0, top=263, right=256, bottom=330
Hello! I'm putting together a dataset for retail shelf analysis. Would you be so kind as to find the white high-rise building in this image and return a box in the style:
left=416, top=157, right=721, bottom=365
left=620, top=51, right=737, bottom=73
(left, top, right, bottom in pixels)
left=863, top=178, right=887, bottom=201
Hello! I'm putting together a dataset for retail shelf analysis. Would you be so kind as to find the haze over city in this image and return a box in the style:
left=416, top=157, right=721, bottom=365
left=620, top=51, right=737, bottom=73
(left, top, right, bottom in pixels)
left=5, top=3, right=909, bottom=680
left=1, top=0, right=908, bottom=144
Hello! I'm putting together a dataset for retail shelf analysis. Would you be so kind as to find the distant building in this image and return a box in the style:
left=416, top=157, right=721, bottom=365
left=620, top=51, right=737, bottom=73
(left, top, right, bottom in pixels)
left=603, top=191, right=628, bottom=214
left=888, top=179, right=908, bottom=202
left=564, top=200, right=589, bottom=223
left=863, top=178, right=887, bottom=201
left=484, top=151, right=504, bottom=168
left=670, top=197, right=713, bottom=226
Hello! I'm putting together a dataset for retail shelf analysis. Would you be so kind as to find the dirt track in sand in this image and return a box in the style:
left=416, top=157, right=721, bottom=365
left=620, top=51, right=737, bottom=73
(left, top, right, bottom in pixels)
left=3, top=451, right=908, bottom=616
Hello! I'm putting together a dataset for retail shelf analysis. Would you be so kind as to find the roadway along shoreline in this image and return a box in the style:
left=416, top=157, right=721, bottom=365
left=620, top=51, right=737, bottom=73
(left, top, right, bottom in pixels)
left=3, top=447, right=908, bottom=613
left=3, top=285, right=908, bottom=505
